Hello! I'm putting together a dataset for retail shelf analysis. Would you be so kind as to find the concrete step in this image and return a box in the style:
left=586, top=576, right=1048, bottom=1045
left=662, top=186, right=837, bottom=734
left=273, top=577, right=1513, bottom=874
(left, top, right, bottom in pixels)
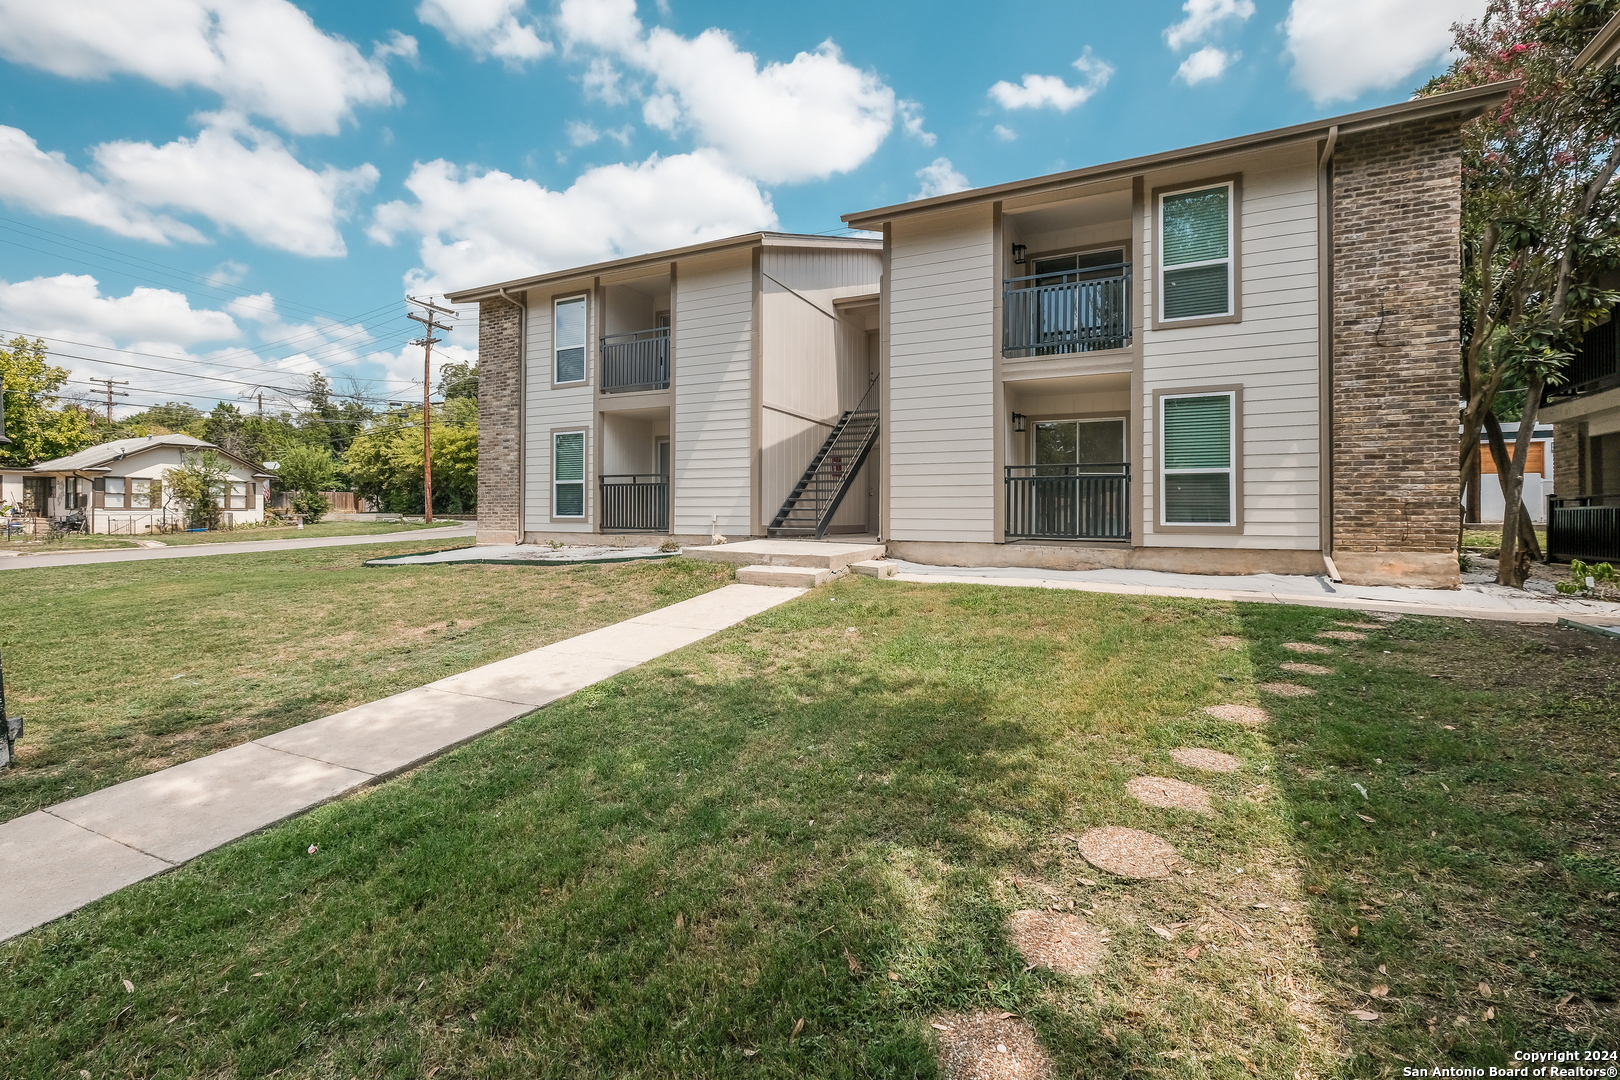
left=685, top=538, right=885, bottom=571
left=851, top=559, right=895, bottom=578
left=735, top=564, right=831, bottom=587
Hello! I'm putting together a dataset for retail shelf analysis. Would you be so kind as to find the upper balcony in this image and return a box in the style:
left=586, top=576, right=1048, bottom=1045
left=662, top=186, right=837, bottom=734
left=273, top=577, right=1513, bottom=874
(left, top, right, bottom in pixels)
left=600, top=273, right=671, bottom=394
left=601, top=327, right=670, bottom=393
left=1002, top=260, right=1131, bottom=358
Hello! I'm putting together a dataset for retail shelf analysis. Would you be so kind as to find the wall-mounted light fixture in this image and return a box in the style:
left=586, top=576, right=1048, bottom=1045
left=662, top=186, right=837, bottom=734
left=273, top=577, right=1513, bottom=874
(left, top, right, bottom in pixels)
left=1011, top=244, right=1027, bottom=265
left=1012, top=412, right=1027, bottom=432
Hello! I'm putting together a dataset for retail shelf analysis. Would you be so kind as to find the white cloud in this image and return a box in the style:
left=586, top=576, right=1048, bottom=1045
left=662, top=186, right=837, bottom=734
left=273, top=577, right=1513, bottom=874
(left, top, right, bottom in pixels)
left=92, top=116, right=380, bottom=257
left=582, top=57, right=629, bottom=104
left=370, top=149, right=778, bottom=294
left=993, top=124, right=1017, bottom=141
left=0, top=126, right=205, bottom=245
left=0, top=0, right=410, bottom=136
left=567, top=121, right=632, bottom=147
left=1284, top=0, right=1485, bottom=104
left=0, top=274, right=239, bottom=345
left=225, top=292, right=279, bottom=323
left=1165, top=0, right=1255, bottom=51
left=912, top=157, right=970, bottom=200
left=557, top=0, right=896, bottom=184
left=205, top=261, right=249, bottom=288
left=417, top=0, right=551, bottom=66
left=898, top=100, right=936, bottom=146
left=989, top=50, right=1113, bottom=112
left=1177, top=46, right=1238, bottom=85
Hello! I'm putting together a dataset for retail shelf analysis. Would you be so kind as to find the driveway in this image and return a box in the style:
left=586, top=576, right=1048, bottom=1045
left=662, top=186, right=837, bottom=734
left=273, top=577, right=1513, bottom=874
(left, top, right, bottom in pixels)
left=0, top=525, right=475, bottom=570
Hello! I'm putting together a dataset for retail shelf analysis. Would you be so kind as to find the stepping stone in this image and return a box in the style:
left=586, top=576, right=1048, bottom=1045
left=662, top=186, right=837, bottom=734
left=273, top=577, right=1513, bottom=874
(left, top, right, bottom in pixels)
left=932, top=1011, right=1056, bottom=1080
left=1077, top=826, right=1179, bottom=879
left=1210, top=635, right=1244, bottom=650
left=1364, top=612, right=1403, bottom=622
left=1336, top=621, right=1384, bottom=630
left=1007, top=910, right=1109, bottom=975
left=1203, top=703, right=1270, bottom=726
left=1280, top=662, right=1333, bottom=676
left=1283, top=642, right=1334, bottom=654
left=1126, top=775, right=1213, bottom=814
left=1170, top=748, right=1242, bottom=773
left=1316, top=630, right=1366, bottom=642
left=1260, top=682, right=1316, bottom=697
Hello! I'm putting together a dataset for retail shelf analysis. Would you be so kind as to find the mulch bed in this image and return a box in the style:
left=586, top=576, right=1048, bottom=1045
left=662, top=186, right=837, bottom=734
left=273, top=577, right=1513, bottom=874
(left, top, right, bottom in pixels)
left=1077, top=826, right=1179, bottom=879
left=932, top=1011, right=1056, bottom=1080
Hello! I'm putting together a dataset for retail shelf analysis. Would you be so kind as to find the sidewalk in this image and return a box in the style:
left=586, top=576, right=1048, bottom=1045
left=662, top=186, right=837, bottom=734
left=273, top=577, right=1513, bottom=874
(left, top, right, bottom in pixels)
left=886, top=560, right=1620, bottom=624
left=0, top=582, right=804, bottom=942
left=0, top=525, right=474, bottom=570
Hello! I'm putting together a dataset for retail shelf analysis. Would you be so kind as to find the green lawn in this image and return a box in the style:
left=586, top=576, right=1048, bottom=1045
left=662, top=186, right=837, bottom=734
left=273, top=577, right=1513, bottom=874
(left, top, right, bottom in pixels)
left=0, top=545, right=732, bottom=822
left=0, top=534, right=140, bottom=553
left=1461, top=528, right=1549, bottom=553
left=147, top=520, right=461, bottom=545
left=0, top=581, right=1614, bottom=1079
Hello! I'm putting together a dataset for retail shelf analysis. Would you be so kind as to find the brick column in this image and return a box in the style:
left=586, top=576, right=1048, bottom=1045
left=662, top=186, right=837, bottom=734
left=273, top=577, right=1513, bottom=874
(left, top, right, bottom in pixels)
left=1330, top=117, right=1464, bottom=587
left=477, top=297, right=522, bottom=544
left=1551, top=422, right=1584, bottom=497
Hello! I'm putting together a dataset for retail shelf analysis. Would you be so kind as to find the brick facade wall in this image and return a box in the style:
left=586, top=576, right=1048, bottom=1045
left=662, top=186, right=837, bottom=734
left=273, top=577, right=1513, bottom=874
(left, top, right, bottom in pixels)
left=1551, top=422, right=1585, bottom=497
left=477, top=297, right=522, bottom=542
left=1330, top=117, right=1464, bottom=577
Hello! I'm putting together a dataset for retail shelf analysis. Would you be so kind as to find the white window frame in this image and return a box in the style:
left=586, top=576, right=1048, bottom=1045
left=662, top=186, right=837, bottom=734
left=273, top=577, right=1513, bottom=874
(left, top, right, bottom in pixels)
left=552, top=429, right=587, bottom=520
left=226, top=481, right=250, bottom=510
left=1156, top=181, right=1235, bottom=324
left=104, top=477, right=126, bottom=509
left=129, top=477, right=159, bottom=509
left=553, top=295, right=588, bottom=386
left=1158, top=390, right=1237, bottom=528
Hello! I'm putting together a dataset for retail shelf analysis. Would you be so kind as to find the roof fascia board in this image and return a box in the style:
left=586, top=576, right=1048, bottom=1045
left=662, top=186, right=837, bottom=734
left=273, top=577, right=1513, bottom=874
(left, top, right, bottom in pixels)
left=444, top=232, right=882, bottom=304
left=1575, top=11, right=1620, bottom=71
left=842, top=81, right=1516, bottom=228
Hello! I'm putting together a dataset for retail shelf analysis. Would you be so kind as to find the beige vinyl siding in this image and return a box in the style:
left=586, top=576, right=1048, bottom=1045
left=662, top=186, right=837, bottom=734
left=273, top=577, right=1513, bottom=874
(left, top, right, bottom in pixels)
left=523, top=283, right=597, bottom=532
left=887, top=205, right=997, bottom=542
left=1141, top=147, right=1321, bottom=549
left=672, top=251, right=754, bottom=536
left=759, top=246, right=880, bottom=532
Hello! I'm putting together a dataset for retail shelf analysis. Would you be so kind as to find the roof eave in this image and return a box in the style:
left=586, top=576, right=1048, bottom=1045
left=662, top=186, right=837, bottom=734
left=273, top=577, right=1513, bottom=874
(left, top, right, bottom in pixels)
left=842, top=81, right=1517, bottom=228
left=1575, top=11, right=1620, bottom=71
left=444, top=231, right=881, bottom=304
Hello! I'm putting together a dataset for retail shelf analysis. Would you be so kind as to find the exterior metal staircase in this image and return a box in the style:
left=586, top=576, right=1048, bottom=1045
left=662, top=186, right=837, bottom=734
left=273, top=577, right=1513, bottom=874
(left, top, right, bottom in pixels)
left=768, top=384, right=879, bottom=539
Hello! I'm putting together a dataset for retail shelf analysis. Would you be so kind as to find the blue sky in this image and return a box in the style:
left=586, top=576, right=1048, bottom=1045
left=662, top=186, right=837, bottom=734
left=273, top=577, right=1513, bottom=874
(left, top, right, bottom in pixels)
left=0, top=0, right=1483, bottom=418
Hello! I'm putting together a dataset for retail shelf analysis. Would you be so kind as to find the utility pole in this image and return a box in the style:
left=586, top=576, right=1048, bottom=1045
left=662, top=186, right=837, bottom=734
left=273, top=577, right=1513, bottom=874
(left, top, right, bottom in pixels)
left=406, top=296, right=456, bottom=523
left=90, top=378, right=129, bottom=423
left=257, top=392, right=263, bottom=418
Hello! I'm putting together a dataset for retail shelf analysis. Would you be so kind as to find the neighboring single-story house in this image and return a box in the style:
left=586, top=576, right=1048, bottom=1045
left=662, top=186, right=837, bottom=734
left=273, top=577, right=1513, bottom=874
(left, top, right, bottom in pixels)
left=453, top=81, right=1514, bottom=588
left=5, top=434, right=271, bottom=533
left=1464, top=422, right=1555, bottom=525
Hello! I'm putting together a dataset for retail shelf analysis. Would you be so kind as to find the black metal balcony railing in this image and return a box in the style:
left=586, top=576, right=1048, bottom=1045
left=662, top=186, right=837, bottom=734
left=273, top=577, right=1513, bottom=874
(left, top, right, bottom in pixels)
left=1552, top=319, right=1619, bottom=399
left=1005, top=464, right=1131, bottom=541
left=601, top=327, right=670, bottom=393
left=599, top=474, right=669, bottom=532
left=1003, top=265, right=1131, bottom=357
left=1548, top=493, right=1620, bottom=562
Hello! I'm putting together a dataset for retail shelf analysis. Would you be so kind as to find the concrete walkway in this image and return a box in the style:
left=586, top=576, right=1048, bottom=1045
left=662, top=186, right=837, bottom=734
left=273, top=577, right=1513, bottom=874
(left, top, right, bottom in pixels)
left=0, top=582, right=803, bottom=942
left=886, top=560, right=1620, bottom=624
left=0, top=524, right=473, bottom=570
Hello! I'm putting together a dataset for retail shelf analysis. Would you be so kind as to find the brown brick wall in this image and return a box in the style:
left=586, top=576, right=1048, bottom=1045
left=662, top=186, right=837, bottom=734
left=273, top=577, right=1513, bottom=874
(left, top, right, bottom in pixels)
left=1551, top=422, right=1584, bottom=497
left=1331, top=117, right=1463, bottom=559
left=477, top=297, right=522, bottom=541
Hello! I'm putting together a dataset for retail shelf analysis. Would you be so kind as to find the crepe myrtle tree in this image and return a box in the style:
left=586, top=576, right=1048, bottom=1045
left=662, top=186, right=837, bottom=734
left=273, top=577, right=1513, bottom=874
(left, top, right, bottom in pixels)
left=164, top=451, right=231, bottom=530
left=1423, top=0, right=1620, bottom=586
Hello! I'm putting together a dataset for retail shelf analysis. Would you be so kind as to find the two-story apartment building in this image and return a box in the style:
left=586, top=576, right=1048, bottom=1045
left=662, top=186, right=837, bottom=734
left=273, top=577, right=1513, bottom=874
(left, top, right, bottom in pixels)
left=453, top=81, right=1513, bottom=588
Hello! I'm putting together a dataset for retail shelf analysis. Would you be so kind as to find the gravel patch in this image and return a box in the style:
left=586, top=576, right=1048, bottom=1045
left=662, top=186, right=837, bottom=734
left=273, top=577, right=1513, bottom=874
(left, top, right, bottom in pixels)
left=1203, top=703, right=1270, bottom=726
left=1169, top=747, right=1242, bottom=773
left=1316, top=630, right=1367, bottom=641
left=1260, top=682, right=1316, bottom=697
left=1007, top=910, right=1109, bottom=976
left=1077, top=826, right=1179, bottom=879
left=932, top=1011, right=1056, bottom=1080
left=1126, top=775, right=1213, bottom=813
left=1280, top=662, right=1333, bottom=676
left=1283, top=642, right=1334, bottom=654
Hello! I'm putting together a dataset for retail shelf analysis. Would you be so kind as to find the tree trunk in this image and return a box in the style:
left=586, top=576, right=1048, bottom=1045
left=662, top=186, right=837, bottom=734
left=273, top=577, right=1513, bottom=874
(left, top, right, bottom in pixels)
left=1483, top=412, right=1543, bottom=562
left=1495, top=373, right=1547, bottom=587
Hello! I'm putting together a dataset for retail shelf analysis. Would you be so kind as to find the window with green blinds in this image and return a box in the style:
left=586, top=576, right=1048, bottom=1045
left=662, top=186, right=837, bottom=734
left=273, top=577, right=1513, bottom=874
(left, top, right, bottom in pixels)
left=555, top=296, right=586, bottom=384
left=554, top=430, right=585, bottom=518
left=1159, top=184, right=1232, bottom=321
left=1161, top=392, right=1234, bottom=525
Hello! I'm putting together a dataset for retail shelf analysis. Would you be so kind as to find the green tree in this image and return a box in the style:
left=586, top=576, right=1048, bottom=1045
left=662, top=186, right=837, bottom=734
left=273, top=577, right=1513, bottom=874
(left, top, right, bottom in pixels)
left=347, top=407, right=477, bottom=514
left=273, top=444, right=338, bottom=523
left=0, top=336, right=95, bottom=467
left=438, top=359, right=478, bottom=402
left=164, top=451, right=231, bottom=530
left=1426, top=0, right=1620, bottom=585
left=302, top=372, right=373, bottom=454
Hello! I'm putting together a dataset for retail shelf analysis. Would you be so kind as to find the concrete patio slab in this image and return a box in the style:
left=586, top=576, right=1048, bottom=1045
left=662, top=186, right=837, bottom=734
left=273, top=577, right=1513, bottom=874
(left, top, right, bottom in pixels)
left=685, top=539, right=884, bottom=571
left=737, top=564, right=831, bottom=587
left=256, top=688, right=533, bottom=777
left=426, top=652, right=640, bottom=706
left=0, top=812, right=170, bottom=941
left=49, top=743, right=371, bottom=864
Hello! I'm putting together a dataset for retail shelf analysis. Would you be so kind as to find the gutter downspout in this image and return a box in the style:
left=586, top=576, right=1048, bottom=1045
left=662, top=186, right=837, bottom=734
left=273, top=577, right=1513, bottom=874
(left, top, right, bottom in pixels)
left=1318, top=125, right=1343, bottom=583
left=497, top=286, right=527, bottom=544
